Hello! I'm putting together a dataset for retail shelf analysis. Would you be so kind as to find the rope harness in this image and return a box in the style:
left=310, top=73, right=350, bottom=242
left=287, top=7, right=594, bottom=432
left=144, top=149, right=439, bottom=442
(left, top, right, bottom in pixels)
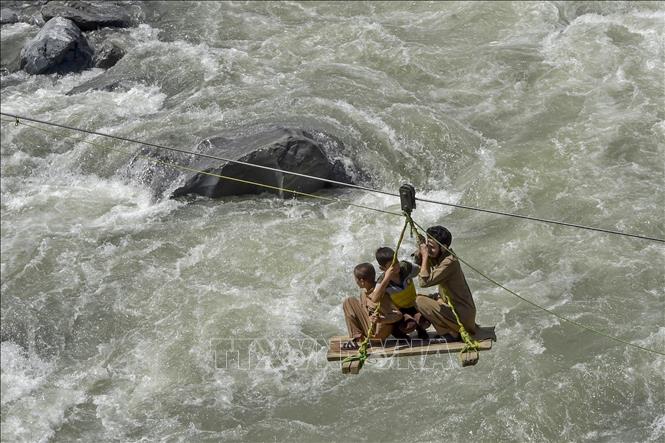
left=342, top=214, right=483, bottom=369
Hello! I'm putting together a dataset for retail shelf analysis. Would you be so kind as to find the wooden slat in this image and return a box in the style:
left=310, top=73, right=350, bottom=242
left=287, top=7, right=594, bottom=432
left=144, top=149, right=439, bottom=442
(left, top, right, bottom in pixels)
left=327, top=326, right=496, bottom=361
left=341, top=360, right=362, bottom=374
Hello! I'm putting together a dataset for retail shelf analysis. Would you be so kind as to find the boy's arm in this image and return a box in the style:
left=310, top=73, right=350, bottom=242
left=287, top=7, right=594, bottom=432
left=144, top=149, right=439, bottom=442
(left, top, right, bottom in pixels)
left=367, top=263, right=399, bottom=303
left=370, top=307, right=402, bottom=324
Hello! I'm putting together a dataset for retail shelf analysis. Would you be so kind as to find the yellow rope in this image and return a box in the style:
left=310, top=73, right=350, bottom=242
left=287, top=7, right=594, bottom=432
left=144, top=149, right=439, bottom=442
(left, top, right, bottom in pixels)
left=440, top=291, right=482, bottom=361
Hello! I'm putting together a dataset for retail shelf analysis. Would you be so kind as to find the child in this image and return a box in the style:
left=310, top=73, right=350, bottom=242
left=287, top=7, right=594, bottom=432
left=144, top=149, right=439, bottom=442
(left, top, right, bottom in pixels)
left=375, top=247, right=431, bottom=340
left=341, top=262, right=403, bottom=350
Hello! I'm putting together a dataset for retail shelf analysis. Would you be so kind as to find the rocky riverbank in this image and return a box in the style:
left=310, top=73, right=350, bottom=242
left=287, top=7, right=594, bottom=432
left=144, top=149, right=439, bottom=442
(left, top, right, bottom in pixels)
left=2, top=1, right=143, bottom=75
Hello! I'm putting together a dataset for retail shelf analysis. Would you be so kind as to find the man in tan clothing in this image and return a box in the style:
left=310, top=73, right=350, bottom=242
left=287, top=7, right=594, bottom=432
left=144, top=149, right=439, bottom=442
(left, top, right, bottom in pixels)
left=342, top=262, right=403, bottom=349
left=415, top=225, right=477, bottom=339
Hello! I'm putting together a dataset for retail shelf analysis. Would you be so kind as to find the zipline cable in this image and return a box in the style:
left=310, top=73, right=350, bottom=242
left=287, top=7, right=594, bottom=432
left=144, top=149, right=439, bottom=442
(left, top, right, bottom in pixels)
left=3, top=117, right=663, bottom=357
left=1, top=112, right=662, bottom=244
left=2, top=117, right=402, bottom=218
left=0, top=112, right=395, bottom=192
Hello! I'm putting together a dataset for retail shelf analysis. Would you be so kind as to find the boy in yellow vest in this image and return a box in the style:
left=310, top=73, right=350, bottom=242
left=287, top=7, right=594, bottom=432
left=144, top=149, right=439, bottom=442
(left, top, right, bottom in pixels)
left=375, top=247, right=431, bottom=340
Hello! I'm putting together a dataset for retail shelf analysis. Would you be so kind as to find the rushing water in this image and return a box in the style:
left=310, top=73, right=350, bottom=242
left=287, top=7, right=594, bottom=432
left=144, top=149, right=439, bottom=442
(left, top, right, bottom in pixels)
left=1, top=2, right=664, bottom=442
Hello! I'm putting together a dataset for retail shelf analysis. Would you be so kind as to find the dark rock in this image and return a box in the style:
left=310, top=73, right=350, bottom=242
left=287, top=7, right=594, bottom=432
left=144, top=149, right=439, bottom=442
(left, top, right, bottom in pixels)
left=0, top=4, right=44, bottom=26
left=173, top=133, right=333, bottom=198
left=0, top=10, right=38, bottom=74
left=29, top=12, right=45, bottom=27
left=20, top=17, right=93, bottom=75
left=93, top=40, right=124, bottom=68
left=126, top=127, right=360, bottom=199
left=0, top=8, right=19, bottom=25
left=68, top=77, right=127, bottom=93
left=66, top=68, right=140, bottom=95
left=41, top=1, right=131, bottom=31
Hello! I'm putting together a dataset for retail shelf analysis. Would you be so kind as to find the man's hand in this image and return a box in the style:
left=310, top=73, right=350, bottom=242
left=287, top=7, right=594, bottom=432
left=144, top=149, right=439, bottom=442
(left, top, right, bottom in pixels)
left=419, top=243, right=429, bottom=262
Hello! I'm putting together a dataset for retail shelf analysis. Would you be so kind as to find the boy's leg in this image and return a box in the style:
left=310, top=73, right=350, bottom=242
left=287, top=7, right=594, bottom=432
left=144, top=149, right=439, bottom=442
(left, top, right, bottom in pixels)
left=342, top=297, right=396, bottom=345
left=343, top=297, right=371, bottom=339
left=373, top=322, right=394, bottom=340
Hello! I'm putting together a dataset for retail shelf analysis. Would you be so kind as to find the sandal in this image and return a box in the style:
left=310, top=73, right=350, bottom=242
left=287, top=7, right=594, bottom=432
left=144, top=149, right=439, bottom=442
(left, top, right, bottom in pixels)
left=341, top=339, right=361, bottom=351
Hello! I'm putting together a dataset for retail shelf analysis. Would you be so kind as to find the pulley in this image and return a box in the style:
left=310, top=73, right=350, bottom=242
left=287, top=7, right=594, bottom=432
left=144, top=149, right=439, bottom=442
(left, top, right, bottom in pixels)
left=399, top=183, right=416, bottom=214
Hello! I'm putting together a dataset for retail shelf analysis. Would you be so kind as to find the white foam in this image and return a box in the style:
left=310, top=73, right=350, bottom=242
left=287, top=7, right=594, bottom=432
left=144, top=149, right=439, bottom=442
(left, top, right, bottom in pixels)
left=417, top=189, right=462, bottom=222
left=126, top=24, right=239, bottom=84
left=331, top=99, right=400, bottom=148
left=0, top=343, right=89, bottom=443
left=90, top=186, right=178, bottom=222
left=540, top=8, right=665, bottom=73
left=523, top=337, right=547, bottom=355
left=0, top=342, right=53, bottom=405
left=650, top=414, right=665, bottom=442
left=128, top=23, right=161, bottom=42
left=0, top=22, right=36, bottom=38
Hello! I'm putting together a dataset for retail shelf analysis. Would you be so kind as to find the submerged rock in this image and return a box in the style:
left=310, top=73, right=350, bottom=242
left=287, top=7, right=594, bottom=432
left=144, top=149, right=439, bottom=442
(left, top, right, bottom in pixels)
left=127, top=127, right=361, bottom=199
left=41, top=1, right=132, bottom=31
left=19, top=17, right=93, bottom=75
left=1, top=2, right=46, bottom=26
left=66, top=68, right=140, bottom=94
left=93, top=40, right=125, bottom=68
left=0, top=8, right=19, bottom=25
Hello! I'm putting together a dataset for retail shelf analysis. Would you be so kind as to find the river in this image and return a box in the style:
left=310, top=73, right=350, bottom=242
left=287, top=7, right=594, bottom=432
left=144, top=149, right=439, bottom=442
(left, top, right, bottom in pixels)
left=1, top=2, right=663, bottom=442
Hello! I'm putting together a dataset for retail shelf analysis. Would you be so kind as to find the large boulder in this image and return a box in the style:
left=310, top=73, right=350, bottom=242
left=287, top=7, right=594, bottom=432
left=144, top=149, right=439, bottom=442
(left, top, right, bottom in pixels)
left=20, top=17, right=93, bottom=75
left=41, top=1, right=131, bottom=31
left=126, top=127, right=360, bottom=199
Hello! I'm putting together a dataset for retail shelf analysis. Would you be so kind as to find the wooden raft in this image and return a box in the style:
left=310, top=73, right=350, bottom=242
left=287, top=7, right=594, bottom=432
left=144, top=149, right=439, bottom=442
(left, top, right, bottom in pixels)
left=327, top=326, right=496, bottom=373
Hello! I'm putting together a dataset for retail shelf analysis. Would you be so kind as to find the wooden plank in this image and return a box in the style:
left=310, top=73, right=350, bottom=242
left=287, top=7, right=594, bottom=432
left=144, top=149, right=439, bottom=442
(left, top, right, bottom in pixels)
left=341, top=360, right=362, bottom=374
left=327, top=326, right=496, bottom=361
left=327, top=338, right=492, bottom=361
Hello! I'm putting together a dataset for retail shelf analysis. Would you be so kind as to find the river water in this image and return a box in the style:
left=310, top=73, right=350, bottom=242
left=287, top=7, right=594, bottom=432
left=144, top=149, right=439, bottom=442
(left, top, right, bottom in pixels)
left=1, top=2, right=664, bottom=442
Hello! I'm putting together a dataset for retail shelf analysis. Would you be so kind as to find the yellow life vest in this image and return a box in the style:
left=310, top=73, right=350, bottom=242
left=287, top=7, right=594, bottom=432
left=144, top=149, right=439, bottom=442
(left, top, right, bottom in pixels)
left=389, top=280, right=418, bottom=309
